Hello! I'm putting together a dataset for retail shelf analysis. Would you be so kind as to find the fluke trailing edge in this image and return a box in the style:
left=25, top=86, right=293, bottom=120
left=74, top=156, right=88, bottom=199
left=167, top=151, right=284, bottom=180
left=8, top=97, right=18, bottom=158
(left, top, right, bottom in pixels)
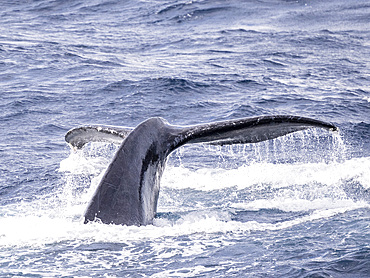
left=65, top=115, right=338, bottom=226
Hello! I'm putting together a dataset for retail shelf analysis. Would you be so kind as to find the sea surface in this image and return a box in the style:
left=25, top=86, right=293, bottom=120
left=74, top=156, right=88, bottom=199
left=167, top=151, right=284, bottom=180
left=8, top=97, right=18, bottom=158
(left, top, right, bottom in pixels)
left=0, top=0, right=369, bottom=277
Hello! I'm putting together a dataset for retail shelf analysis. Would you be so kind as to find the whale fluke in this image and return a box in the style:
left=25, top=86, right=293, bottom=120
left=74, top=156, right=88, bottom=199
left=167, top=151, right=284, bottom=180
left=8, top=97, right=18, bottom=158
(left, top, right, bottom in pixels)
left=65, top=115, right=338, bottom=226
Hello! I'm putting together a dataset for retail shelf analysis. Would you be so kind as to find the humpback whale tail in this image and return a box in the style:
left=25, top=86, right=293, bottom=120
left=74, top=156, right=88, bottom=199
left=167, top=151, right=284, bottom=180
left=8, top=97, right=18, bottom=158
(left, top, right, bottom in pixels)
left=65, top=115, right=338, bottom=226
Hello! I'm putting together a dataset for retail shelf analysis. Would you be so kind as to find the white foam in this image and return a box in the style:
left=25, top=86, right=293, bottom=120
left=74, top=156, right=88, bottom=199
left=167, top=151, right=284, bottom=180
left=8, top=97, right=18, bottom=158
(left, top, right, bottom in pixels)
left=162, top=156, right=370, bottom=191
left=1, top=195, right=368, bottom=249
left=232, top=198, right=368, bottom=212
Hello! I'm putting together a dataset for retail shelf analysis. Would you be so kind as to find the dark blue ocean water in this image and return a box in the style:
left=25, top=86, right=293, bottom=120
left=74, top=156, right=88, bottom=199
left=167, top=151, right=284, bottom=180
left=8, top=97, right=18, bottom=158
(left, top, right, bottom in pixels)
left=0, top=0, right=369, bottom=277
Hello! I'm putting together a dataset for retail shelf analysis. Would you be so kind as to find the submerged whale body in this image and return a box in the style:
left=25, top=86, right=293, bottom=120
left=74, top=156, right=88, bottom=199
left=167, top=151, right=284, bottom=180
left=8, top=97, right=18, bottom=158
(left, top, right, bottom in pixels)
left=65, top=115, right=338, bottom=226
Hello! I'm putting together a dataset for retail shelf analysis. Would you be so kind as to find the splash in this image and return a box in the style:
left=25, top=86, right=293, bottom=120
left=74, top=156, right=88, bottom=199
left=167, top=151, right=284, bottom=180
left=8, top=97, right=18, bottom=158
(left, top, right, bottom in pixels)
left=1, top=130, right=368, bottom=250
